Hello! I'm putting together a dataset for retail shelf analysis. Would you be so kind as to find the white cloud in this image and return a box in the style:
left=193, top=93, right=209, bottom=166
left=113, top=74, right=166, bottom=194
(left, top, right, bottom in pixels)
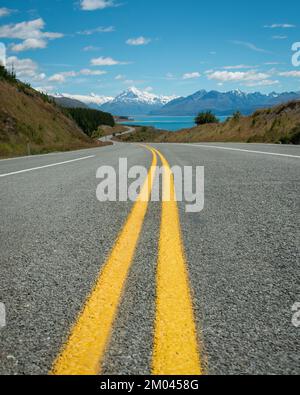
left=0, top=18, right=44, bottom=39
left=115, top=74, right=125, bottom=80
left=48, top=74, right=65, bottom=83
left=272, top=35, right=288, bottom=40
left=78, top=26, right=115, bottom=35
left=0, top=7, right=12, bottom=17
left=278, top=71, right=300, bottom=77
left=11, top=38, right=47, bottom=52
left=6, top=55, right=45, bottom=81
left=165, top=72, right=176, bottom=80
left=182, top=72, right=201, bottom=80
left=91, top=56, right=127, bottom=66
left=264, top=24, right=296, bottom=28
left=57, top=93, right=113, bottom=105
left=126, top=36, right=151, bottom=46
left=264, top=62, right=284, bottom=65
left=244, top=80, right=279, bottom=87
left=80, top=0, right=117, bottom=11
left=0, top=18, right=63, bottom=52
left=35, top=86, right=55, bottom=94
left=48, top=68, right=106, bottom=83
left=207, top=70, right=270, bottom=82
left=48, top=71, right=76, bottom=83
left=0, top=43, right=6, bottom=66
left=223, top=64, right=257, bottom=70
left=144, top=86, right=153, bottom=92
left=231, top=40, right=269, bottom=53
left=83, top=45, right=101, bottom=51
left=80, top=68, right=106, bottom=76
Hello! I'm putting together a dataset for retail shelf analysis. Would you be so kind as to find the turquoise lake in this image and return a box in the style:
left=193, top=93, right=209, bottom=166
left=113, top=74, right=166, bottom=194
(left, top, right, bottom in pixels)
left=120, top=115, right=229, bottom=131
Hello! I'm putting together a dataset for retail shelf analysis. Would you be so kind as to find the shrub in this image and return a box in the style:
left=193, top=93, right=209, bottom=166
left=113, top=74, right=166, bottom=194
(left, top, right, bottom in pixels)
left=232, top=111, right=242, bottom=121
left=289, top=124, right=300, bottom=144
left=0, top=65, right=16, bottom=83
left=195, top=111, right=219, bottom=125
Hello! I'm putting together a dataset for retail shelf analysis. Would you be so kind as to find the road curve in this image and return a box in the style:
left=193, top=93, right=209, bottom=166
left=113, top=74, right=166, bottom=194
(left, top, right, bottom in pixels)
left=0, top=141, right=299, bottom=375
left=99, top=126, right=136, bottom=143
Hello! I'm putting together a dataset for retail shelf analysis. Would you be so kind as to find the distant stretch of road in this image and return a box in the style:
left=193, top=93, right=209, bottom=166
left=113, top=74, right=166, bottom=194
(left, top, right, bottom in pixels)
left=0, top=139, right=299, bottom=375
left=99, top=126, right=136, bottom=143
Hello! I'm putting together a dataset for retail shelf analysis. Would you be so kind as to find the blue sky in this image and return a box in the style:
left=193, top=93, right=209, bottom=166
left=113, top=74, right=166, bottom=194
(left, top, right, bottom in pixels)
left=1, top=0, right=300, bottom=98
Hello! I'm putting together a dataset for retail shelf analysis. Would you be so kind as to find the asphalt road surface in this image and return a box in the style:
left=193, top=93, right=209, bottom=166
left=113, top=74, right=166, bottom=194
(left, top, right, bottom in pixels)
left=0, top=141, right=299, bottom=375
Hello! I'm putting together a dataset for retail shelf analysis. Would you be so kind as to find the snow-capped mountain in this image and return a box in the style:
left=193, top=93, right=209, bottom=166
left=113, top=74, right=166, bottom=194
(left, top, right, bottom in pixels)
left=153, top=89, right=300, bottom=116
left=52, top=88, right=300, bottom=116
left=100, top=87, right=178, bottom=115
left=53, top=93, right=113, bottom=110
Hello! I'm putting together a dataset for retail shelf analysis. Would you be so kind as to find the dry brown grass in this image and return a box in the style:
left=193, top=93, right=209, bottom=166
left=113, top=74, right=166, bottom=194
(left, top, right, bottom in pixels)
left=97, top=124, right=129, bottom=137
left=0, top=80, right=107, bottom=158
left=117, top=101, right=300, bottom=145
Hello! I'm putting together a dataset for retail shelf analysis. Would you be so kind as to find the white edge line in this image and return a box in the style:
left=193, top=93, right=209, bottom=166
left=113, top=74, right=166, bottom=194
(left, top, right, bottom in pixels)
left=0, top=148, right=102, bottom=162
left=172, top=143, right=300, bottom=159
left=0, top=155, right=95, bottom=178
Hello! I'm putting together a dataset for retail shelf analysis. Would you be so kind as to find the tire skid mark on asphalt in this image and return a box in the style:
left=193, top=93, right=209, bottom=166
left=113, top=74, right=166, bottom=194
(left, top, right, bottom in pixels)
left=51, top=148, right=157, bottom=375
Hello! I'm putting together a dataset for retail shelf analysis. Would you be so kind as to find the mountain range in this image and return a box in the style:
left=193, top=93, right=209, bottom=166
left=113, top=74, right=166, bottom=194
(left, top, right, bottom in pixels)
left=52, top=88, right=177, bottom=115
left=100, top=87, right=177, bottom=116
left=154, top=89, right=300, bottom=116
left=53, top=93, right=113, bottom=110
left=52, top=88, right=300, bottom=116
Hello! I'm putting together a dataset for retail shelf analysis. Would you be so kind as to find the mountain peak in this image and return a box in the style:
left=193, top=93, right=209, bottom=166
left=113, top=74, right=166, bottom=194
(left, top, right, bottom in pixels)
left=113, top=87, right=177, bottom=105
left=153, top=89, right=300, bottom=116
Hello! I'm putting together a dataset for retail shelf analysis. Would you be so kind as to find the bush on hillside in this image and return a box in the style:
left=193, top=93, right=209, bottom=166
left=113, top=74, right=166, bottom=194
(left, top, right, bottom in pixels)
left=64, top=107, right=115, bottom=137
left=195, top=111, right=219, bottom=125
left=0, top=65, right=16, bottom=83
left=232, top=111, right=242, bottom=121
left=289, top=124, right=300, bottom=144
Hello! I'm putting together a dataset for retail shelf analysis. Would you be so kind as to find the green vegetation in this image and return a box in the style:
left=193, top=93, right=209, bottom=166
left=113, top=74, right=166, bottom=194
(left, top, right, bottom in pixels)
left=0, top=65, right=55, bottom=105
left=117, top=101, right=300, bottom=145
left=232, top=111, right=242, bottom=121
left=0, top=69, right=109, bottom=158
left=64, top=107, right=115, bottom=137
left=278, top=124, right=300, bottom=144
left=195, top=111, right=219, bottom=125
left=117, top=126, right=170, bottom=143
left=0, top=65, right=16, bottom=83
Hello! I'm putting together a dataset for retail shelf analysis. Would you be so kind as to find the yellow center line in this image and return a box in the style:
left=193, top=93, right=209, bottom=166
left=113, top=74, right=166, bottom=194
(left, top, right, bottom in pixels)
left=51, top=148, right=157, bottom=375
left=149, top=146, right=203, bottom=376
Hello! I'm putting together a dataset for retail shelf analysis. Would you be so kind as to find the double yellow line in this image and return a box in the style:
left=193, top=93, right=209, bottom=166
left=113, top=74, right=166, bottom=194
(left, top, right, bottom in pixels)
left=51, top=146, right=202, bottom=375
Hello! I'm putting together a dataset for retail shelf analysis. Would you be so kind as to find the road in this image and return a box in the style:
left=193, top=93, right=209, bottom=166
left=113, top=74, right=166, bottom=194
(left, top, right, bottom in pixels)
left=0, top=141, right=299, bottom=375
left=99, top=126, right=136, bottom=143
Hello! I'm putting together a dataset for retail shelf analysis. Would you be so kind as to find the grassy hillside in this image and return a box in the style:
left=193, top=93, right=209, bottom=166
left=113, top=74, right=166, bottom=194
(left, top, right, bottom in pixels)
left=117, top=101, right=300, bottom=145
left=0, top=66, right=107, bottom=158
left=52, top=96, right=89, bottom=109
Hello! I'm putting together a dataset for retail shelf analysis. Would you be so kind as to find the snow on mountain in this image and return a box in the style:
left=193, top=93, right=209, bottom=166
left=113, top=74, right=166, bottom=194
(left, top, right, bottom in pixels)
left=52, top=88, right=300, bottom=116
left=153, top=89, right=300, bottom=116
left=109, top=87, right=176, bottom=105
left=100, top=87, right=178, bottom=115
left=53, top=93, right=113, bottom=109
left=53, top=88, right=176, bottom=114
